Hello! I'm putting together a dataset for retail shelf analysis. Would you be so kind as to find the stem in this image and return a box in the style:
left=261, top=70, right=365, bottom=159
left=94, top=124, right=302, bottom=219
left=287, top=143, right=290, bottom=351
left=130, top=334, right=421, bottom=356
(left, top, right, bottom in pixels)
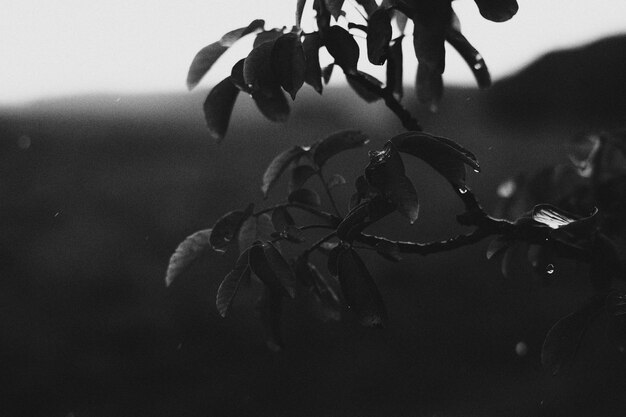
left=317, top=168, right=342, bottom=217
left=345, top=70, right=422, bottom=132
left=300, top=224, right=337, bottom=231
left=302, top=231, right=338, bottom=258
left=255, top=202, right=340, bottom=226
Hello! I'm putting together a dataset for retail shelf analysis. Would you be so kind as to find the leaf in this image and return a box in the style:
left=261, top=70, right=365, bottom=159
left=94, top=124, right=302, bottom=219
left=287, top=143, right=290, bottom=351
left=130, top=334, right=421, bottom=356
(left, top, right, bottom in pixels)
left=254, top=29, right=284, bottom=48
left=416, top=63, right=443, bottom=109
left=238, top=216, right=258, bottom=253
left=244, top=41, right=279, bottom=96
left=337, top=197, right=395, bottom=241
left=256, top=213, right=275, bottom=242
left=474, top=0, right=518, bottom=22
left=367, top=8, right=392, bottom=65
left=302, top=32, right=323, bottom=94
left=289, top=165, right=317, bottom=192
left=445, top=28, right=491, bottom=89
left=541, top=296, right=603, bottom=375
left=327, top=174, right=347, bottom=189
left=346, top=71, right=384, bottom=103
left=322, top=64, right=334, bottom=84
left=375, top=240, right=402, bottom=262
left=337, top=248, right=387, bottom=327
left=252, top=88, right=291, bottom=122
left=165, top=229, right=213, bottom=286
left=325, top=0, right=345, bottom=20
left=306, top=262, right=342, bottom=321
left=186, top=19, right=264, bottom=90
left=229, top=59, right=249, bottom=92
left=203, top=77, right=240, bottom=142
left=296, top=0, right=307, bottom=28
left=262, top=145, right=309, bottom=197
left=386, top=36, right=404, bottom=99
left=327, top=244, right=342, bottom=276
left=288, top=188, right=321, bottom=207
left=271, top=206, right=295, bottom=233
left=216, top=249, right=252, bottom=317
left=272, top=33, right=306, bottom=100
left=313, top=130, right=369, bottom=167
left=210, top=204, right=254, bottom=252
left=412, top=15, right=445, bottom=75
left=256, top=286, right=284, bottom=351
left=249, top=243, right=295, bottom=298
left=390, top=131, right=480, bottom=188
left=365, top=142, right=419, bottom=223
left=324, top=26, right=359, bottom=71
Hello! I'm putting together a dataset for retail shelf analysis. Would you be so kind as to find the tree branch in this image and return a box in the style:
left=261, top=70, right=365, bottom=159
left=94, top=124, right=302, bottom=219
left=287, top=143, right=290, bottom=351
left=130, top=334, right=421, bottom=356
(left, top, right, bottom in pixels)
left=255, top=202, right=341, bottom=225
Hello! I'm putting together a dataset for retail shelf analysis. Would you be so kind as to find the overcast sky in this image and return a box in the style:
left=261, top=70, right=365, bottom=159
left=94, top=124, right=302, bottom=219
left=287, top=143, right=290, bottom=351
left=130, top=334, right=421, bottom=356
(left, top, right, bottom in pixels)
left=1, top=0, right=625, bottom=104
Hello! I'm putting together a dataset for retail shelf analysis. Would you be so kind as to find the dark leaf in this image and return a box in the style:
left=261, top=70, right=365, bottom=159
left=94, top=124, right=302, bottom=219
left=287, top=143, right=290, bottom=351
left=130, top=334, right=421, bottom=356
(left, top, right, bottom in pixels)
left=322, top=64, right=335, bottom=84
left=249, top=243, right=295, bottom=298
left=290, top=165, right=317, bottom=192
left=254, top=28, right=284, bottom=48
left=256, top=213, right=275, bottom=242
left=288, top=188, right=321, bottom=207
left=324, top=26, right=359, bottom=71
left=365, top=142, right=419, bottom=223
left=337, top=248, right=387, bottom=327
left=412, top=15, right=446, bottom=74
left=256, top=286, right=284, bottom=351
left=393, top=9, right=408, bottom=34
left=355, top=0, right=378, bottom=15
left=390, top=131, right=480, bottom=188
left=445, top=28, right=491, bottom=89
left=308, top=263, right=342, bottom=321
left=186, top=19, right=264, bottom=90
left=229, top=59, right=249, bottom=92
left=375, top=240, right=402, bottom=262
left=203, top=77, right=240, bottom=142
left=527, top=243, right=556, bottom=282
left=590, top=233, right=622, bottom=291
left=302, top=32, right=324, bottom=94
left=367, top=8, right=392, bottom=65
left=253, top=88, right=291, bottom=122
left=325, top=0, right=345, bottom=20
left=244, top=41, right=279, bottom=96
left=296, top=0, right=307, bottom=28
left=327, top=174, right=347, bottom=189
left=210, top=204, right=254, bottom=252
left=346, top=71, right=384, bottom=103
left=271, top=206, right=295, bottom=233
left=216, top=249, right=252, bottom=317
left=416, top=63, right=443, bottom=109
left=187, top=42, right=228, bottom=90
left=282, top=225, right=306, bottom=243
left=238, top=216, right=258, bottom=253
left=272, top=33, right=306, bottom=99
left=262, top=145, right=309, bottom=197
left=386, top=36, right=404, bottom=99
left=313, top=130, right=369, bottom=167
left=541, top=296, right=603, bottom=375
left=474, top=0, right=518, bottom=22
left=165, top=229, right=213, bottom=286
left=337, top=197, right=396, bottom=241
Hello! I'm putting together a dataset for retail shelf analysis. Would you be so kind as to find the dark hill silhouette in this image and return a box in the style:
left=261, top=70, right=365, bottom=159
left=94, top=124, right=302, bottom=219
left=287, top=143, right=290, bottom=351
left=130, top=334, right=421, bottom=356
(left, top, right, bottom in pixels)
left=489, top=35, right=626, bottom=128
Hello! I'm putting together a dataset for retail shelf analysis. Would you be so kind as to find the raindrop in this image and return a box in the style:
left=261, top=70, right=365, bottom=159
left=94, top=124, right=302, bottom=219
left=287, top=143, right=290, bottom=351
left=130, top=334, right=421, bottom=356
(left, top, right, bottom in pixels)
left=54, top=211, right=61, bottom=218
left=475, top=54, right=483, bottom=61
left=473, top=62, right=483, bottom=70
left=546, top=264, right=555, bottom=274
left=458, top=187, right=468, bottom=194
left=473, top=169, right=480, bottom=173
left=515, top=341, right=528, bottom=357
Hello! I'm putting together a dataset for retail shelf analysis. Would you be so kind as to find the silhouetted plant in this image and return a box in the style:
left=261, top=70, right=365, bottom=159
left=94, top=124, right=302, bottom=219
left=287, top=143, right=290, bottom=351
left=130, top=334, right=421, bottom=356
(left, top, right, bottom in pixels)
left=168, top=0, right=625, bottom=375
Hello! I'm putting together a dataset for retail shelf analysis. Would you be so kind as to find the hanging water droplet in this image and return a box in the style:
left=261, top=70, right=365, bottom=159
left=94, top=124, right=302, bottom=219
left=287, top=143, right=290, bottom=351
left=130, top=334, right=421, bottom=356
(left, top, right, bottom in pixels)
left=515, top=341, right=528, bottom=357
left=473, top=62, right=483, bottom=70
left=497, top=179, right=516, bottom=198
left=546, top=264, right=555, bottom=274
left=458, top=186, right=468, bottom=194
left=473, top=169, right=480, bottom=173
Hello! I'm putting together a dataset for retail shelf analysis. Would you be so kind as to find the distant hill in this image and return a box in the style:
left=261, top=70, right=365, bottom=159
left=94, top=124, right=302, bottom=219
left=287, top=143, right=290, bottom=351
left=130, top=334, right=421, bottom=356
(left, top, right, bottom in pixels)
left=489, top=35, right=626, bottom=127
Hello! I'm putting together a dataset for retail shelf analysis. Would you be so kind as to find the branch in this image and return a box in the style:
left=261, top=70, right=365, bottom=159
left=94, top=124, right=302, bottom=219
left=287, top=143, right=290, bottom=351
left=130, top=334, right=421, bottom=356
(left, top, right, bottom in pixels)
left=255, top=202, right=340, bottom=225
left=345, top=70, right=423, bottom=131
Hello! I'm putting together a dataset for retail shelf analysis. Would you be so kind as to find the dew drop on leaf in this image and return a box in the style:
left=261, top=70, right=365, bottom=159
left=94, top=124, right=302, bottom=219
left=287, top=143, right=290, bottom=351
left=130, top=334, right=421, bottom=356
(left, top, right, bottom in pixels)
left=546, top=264, right=555, bottom=274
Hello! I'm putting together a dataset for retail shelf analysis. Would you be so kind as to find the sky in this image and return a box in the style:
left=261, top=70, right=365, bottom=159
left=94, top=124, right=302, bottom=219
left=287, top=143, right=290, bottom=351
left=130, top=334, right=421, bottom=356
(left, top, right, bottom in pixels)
left=1, top=0, right=625, bottom=104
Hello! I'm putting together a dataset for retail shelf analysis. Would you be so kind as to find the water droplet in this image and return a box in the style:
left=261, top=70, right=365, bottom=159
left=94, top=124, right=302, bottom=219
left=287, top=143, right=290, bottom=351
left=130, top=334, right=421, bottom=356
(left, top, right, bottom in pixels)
left=473, top=63, right=483, bottom=70
left=458, top=187, right=468, bottom=194
left=515, top=341, right=528, bottom=356
left=54, top=211, right=61, bottom=218
left=17, top=135, right=31, bottom=150
left=546, top=264, right=555, bottom=274
left=473, top=169, right=480, bottom=173
left=475, top=54, right=483, bottom=61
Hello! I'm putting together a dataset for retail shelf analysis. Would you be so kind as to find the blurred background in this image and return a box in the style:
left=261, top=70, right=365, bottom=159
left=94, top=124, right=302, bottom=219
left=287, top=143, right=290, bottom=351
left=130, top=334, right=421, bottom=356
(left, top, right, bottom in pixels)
left=1, top=1, right=626, bottom=416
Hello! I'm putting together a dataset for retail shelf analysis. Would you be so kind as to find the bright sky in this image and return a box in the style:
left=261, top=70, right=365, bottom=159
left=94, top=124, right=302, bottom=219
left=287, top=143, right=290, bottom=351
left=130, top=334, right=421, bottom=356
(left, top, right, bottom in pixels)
left=1, top=0, right=625, bottom=104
